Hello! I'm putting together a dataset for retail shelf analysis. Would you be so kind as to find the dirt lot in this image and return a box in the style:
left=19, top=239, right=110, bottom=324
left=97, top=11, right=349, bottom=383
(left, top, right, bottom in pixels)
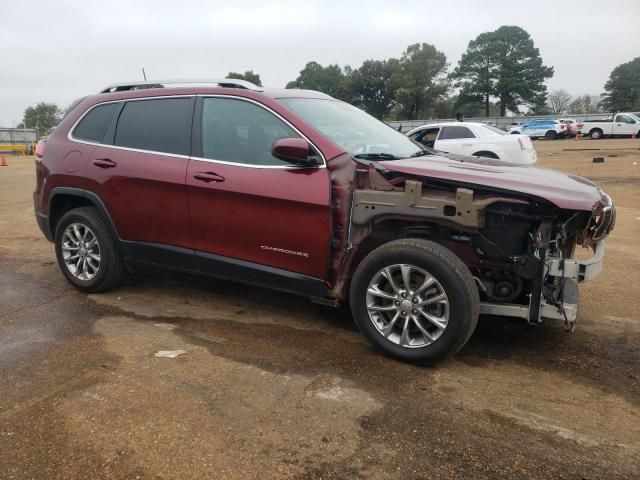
left=0, top=138, right=639, bottom=479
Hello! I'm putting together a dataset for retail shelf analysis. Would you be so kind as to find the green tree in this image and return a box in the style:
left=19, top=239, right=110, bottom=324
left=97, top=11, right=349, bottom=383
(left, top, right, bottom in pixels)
left=391, top=43, right=449, bottom=120
left=20, top=103, right=62, bottom=133
left=452, top=26, right=553, bottom=116
left=349, top=59, right=399, bottom=119
left=226, top=70, right=262, bottom=87
left=286, top=62, right=351, bottom=101
left=600, top=57, right=640, bottom=111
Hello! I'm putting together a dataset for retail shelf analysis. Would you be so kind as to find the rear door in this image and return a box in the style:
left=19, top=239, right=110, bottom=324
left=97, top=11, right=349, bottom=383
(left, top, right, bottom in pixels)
left=186, top=96, right=331, bottom=279
left=434, top=126, right=478, bottom=155
left=84, top=96, right=195, bottom=261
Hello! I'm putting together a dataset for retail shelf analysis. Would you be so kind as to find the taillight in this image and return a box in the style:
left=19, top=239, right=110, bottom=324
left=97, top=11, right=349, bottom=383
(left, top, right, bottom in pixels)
left=35, top=139, right=46, bottom=159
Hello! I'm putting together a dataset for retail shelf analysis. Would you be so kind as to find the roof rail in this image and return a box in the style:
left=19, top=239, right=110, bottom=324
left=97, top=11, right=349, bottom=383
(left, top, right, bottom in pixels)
left=98, top=78, right=263, bottom=93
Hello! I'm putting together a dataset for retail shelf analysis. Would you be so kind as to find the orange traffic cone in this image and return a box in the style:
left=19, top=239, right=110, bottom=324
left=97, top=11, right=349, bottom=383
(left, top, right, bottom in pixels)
left=0, top=156, right=7, bottom=167
left=633, top=133, right=637, bottom=139
left=575, top=133, right=580, bottom=141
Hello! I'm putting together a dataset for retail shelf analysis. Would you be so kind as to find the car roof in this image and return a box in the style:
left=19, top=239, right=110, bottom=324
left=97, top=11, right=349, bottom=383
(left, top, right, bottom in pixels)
left=406, top=122, right=491, bottom=135
left=93, top=79, right=333, bottom=102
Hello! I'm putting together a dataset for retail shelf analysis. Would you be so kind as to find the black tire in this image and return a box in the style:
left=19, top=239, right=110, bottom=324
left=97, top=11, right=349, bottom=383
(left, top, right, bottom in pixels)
left=545, top=130, right=557, bottom=140
left=510, top=131, right=520, bottom=135
left=472, top=151, right=499, bottom=159
left=54, top=206, right=125, bottom=293
left=349, top=239, right=479, bottom=364
left=590, top=128, right=603, bottom=140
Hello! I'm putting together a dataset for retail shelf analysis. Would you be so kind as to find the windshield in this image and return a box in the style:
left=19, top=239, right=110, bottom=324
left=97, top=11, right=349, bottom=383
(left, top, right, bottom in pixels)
left=480, top=125, right=507, bottom=136
left=278, top=98, right=423, bottom=159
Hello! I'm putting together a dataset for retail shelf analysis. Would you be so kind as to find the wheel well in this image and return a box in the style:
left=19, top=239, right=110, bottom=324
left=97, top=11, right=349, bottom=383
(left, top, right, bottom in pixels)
left=590, top=128, right=603, bottom=134
left=49, top=194, right=94, bottom=236
left=344, top=220, right=444, bottom=295
left=472, top=151, right=499, bottom=159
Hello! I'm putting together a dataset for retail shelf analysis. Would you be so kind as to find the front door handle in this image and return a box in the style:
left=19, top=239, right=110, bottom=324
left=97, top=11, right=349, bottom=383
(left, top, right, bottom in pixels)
left=193, top=172, right=225, bottom=183
left=93, top=158, right=117, bottom=169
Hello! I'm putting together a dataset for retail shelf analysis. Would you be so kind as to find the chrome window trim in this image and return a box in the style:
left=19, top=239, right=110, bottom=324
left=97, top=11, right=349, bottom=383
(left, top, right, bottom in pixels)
left=66, top=93, right=326, bottom=170
left=194, top=94, right=326, bottom=170
left=67, top=94, right=196, bottom=158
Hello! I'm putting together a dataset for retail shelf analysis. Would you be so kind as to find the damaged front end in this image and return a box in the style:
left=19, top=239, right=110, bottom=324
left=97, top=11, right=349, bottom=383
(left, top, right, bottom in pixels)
left=326, top=155, right=615, bottom=331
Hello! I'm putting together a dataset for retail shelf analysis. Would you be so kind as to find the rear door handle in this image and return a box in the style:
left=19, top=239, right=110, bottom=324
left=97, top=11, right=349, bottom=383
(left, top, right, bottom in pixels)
left=193, top=171, right=225, bottom=183
left=93, top=158, right=117, bottom=169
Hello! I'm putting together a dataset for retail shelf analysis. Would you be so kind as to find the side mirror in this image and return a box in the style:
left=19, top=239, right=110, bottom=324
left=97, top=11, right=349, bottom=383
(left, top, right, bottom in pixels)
left=272, top=138, right=319, bottom=166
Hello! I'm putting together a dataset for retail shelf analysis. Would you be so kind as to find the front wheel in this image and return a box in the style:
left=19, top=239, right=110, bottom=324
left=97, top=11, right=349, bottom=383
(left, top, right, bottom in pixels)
left=349, top=239, right=479, bottom=364
left=545, top=130, right=557, bottom=140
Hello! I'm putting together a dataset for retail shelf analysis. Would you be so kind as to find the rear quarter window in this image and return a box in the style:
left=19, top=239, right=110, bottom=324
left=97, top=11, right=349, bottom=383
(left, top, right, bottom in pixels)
left=72, top=103, right=119, bottom=143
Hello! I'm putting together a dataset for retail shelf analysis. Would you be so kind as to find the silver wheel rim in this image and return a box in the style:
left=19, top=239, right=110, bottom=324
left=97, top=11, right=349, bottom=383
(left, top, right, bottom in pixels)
left=366, top=264, right=450, bottom=348
left=61, top=223, right=101, bottom=281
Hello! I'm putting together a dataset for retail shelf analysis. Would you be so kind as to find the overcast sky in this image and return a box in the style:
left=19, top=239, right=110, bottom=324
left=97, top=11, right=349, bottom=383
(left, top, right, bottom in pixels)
left=1, top=0, right=639, bottom=125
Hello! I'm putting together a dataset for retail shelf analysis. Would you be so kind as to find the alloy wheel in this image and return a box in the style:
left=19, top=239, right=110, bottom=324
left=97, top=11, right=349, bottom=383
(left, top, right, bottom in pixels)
left=61, top=223, right=101, bottom=281
left=366, top=264, right=450, bottom=348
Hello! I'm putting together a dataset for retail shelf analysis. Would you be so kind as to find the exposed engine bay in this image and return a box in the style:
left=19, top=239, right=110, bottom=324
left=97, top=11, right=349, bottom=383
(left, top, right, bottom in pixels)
left=327, top=157, right=615, bottom=331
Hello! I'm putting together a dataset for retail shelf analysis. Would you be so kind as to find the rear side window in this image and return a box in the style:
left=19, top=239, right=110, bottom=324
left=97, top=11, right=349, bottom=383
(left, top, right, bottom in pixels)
left=439, top=126, right=475, bottom=140
left=72, top=103, right=118, bottom=142
left=114, top=98, right=193, bottom=155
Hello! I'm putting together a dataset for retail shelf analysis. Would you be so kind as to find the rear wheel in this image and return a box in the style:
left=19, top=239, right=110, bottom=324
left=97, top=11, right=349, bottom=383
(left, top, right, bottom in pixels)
left=545, top=130, right=557, bottom=140
left=349, top=239, right=479, bottom=364
left=54, top=207, right=125, bottom=293
left=590, top=128, right=603, bottom=140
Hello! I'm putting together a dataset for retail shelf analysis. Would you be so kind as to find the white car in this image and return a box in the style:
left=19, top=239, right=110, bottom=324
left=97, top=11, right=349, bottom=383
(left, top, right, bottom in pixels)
left=558, top=118, right=582, bottom=136
left=407, top=122, right=537, bottom=164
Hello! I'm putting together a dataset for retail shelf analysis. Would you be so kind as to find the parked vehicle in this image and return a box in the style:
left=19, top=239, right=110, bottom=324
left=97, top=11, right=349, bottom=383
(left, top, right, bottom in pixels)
left=33, top=79, right=615, bottom=363
left=507, top=119, right=569, bottom=139
left=578, top=113, right=640, bottom=139
left=558, top=118, right=582, bottom=136
left=406, top=122, right=537, bottom=164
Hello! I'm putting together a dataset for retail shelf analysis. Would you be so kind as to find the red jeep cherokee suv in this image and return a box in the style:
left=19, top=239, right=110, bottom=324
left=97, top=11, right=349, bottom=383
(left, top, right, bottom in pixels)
left=34, top=79, right=614, bottom=363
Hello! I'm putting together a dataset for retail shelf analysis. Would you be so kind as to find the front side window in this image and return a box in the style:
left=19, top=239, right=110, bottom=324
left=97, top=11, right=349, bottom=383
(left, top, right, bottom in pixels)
left=72, top=102, right=118, bottom=142
left=201, top=98, right=300, bottom=166
left=616, top=115, right=635, bottom=124
left=439, top=126, right=476, bottom=140
left=114, top=98, right=193, bottom=155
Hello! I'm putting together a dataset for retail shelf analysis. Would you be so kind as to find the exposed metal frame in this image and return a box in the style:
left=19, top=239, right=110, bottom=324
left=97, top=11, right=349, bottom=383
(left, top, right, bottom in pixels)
left=99, top=78, right=263, bottom=93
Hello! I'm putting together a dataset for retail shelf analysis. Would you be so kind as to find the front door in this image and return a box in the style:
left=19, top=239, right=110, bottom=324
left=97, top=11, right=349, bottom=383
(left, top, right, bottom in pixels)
left=186, top=96, right=331, bottom=279
left=613, top=114, right=637, bottom=135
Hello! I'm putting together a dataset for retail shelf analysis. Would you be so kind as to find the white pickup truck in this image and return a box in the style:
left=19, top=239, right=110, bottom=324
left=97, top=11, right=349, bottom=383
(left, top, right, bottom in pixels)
left=578, top=112, right=640, bottom=139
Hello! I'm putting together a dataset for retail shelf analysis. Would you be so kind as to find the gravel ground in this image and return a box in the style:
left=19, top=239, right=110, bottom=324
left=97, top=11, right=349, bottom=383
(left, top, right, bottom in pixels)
left=0, top=138, right=638, bottom=479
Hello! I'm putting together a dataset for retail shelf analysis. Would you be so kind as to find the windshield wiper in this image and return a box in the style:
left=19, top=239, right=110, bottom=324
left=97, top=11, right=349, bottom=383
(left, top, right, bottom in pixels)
left=353, top=153, right=398, bottom=160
